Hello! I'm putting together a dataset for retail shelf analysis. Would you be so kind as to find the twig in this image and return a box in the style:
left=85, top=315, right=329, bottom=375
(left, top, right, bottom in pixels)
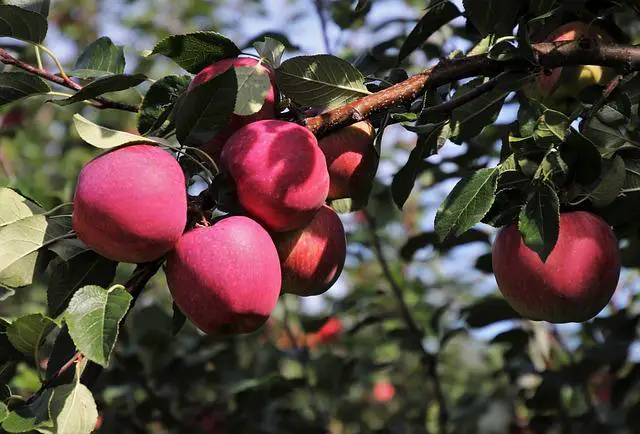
left=313, top=0, right=332, bottom=54
left=420, top=71, right=510, bottom=118
left=582, top=72, right=627, bottom=129
left=363, top=210, right=448, bottom=433
left=0, top=48, right=139, bottom=113
left=305, top=41, right=640, bottom=138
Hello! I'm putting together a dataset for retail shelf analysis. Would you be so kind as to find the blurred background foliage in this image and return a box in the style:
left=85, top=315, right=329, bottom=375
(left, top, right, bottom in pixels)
left=1, top=0, right=640, bottom=433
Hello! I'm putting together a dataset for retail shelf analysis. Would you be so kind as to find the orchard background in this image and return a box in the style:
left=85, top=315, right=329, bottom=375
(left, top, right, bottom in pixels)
left=1, top=0, right=640, bottom=433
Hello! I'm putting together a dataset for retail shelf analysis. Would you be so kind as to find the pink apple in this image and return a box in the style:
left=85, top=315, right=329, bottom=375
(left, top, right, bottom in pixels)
left=73, top=144, right=187, bottom=263
left=271, top=205, right=346, bottom=295
left=318, top=120, right=378, bottom=200
left=492, top=211, right=621, bottom=323
left=221, top=120, right=330, bottom=232
left=189, top=57, right=277, bottom=161
left=165, top=216, right=281, bottom=335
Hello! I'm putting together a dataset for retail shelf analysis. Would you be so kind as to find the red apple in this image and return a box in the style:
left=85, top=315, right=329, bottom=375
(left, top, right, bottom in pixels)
left=492, top=211, right=621, bottom=323
left=271, top=205, right=346, bottom=296
left=73, top=144, right=187, bottom=263
left=221, top=120, right=330, bottom=232
left=318, top=120, right=378, bottom=200
left=188, top=57, right=277, bottom=161
left=306, top=316, right=343, bottom=349
left=372, top=379, right=395, bottom=403
left=534, top=22, right=614, bottom=99
left=165, top=216, right=281, bottom=335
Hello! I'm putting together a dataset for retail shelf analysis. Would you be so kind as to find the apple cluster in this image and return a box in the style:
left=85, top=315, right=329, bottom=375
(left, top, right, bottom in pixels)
left=72, top=57, right=379, bottom=336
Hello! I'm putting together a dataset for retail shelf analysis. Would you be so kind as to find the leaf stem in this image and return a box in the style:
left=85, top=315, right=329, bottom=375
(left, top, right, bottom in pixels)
left=34, top=46, right=43, bottom=70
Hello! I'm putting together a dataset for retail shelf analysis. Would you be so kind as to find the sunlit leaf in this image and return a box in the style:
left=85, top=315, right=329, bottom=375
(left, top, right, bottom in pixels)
left=64, top=285, right=132, bottom=367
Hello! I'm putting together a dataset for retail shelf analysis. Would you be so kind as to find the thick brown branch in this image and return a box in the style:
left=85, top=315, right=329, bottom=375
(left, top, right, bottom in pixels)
left=0, top=48, right=140, bottom=113
left=306, top=41, right=640, bottom=137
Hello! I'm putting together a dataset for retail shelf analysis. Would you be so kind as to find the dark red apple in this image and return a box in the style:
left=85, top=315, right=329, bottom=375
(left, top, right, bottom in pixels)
left=492, top=211, right=621, bottom=323
left=318, top=120, right=378, bottom=200
left=271, top=205, right=346, bottom=296
left=165, top=216, right=281, bottom=335
left=73, top=144, right=187, bottom=263
left=189, top=57, right=277, bottom=161
left=221, top=120, right=330, bottom=232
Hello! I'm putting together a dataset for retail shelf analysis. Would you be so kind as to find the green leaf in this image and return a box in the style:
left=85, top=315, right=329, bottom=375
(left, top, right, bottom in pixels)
left=7, top=313, right=55, bottom=357
left=5, top=0, right=49, bottom=16
left=1, top=389, right=53, bottom=433
left=73, top=114, right=167, bottom=149
left=246, top=31, right=299, bottom=51
left=464, top=296, right=521, bottom=327
left=70, top=36, right=125, bottom=78
left=234, top=65, right=272, bottom=116
left=518, top=182, right=560, bottom=262
left=137, top=75, right=190, bottom=136
left=584, top=155, right=625, bottom=207
left=276, top=54, right=370, bottom=110
left=64, top=285, right=132, bottom=367
left=583, top=117, right=638, bottom=158
left=48, top=238, right=89, bottom=262
left=0, top=215, right=69, bottom=289
left=45, top=326, right=76, bottom=384
left=397, top=1, right=460, bottom=64
left=622, top=159, right=640, bottom=193
left=391, top=123, right=445, bottom=209
left=0, top=72, right=50, bottom=108
left=562, top=130, right=601, bottom=185
left=47, top=252, right=118, bottom=318
left=253, top=36, right=287, bottom=69
left=0, top=188, right=43, bottom=227
left=0, top=5, right=47, bottom=43
left=449, top=73, right=528, bottom=143
left=53, top=74, right=146, bottom=106
left=463, top=0, right=523, bottom=36
left=171, top=302, right=186, bottom=336
left=328, top=196, right=369, bottom=214
left=434, top=167, right=499, bottom=241
left=175, top=67, right=237, bottom=147
left=535, top=149, right=569, bottom=186
left=533, top=109, right=569, bottom=147
left=148, top=31, right=241, bottom=74
left=0, top=318, right=22, bottom=364
left=48, top=383, right=98, bottom=434
left=0, top=402, right=7, bottom=423
left=400, top=229, right=490, bottom=261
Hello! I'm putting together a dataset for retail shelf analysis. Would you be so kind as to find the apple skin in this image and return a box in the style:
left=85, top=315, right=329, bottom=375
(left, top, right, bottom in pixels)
left=271, top=205, right=346, bottom=296
left=165, top=216, right=281, bottom=335
left=306, top=316, right=343, bottom=349
left=188, top=57, right=277, bottom=161
left=221, top=120, right=330, bottom=232
left=318, top=120, right=378, bottom=200
left=73, top=144, right=187, bottom=263
left=534, top=22, right=614, bottom=100
left=492, top=211, right=621, bottom=323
